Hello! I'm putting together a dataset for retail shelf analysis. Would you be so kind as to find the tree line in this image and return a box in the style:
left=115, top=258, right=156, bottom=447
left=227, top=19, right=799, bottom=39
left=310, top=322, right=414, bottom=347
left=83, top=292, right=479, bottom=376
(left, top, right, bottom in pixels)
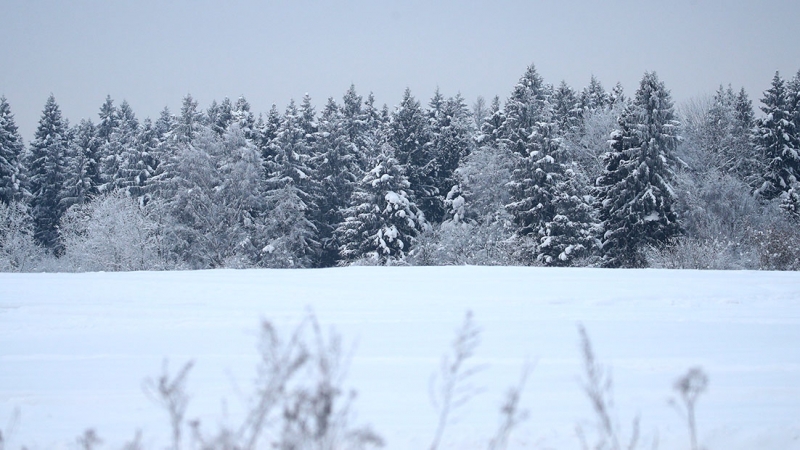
left=1, top=64, right=800, bottom=271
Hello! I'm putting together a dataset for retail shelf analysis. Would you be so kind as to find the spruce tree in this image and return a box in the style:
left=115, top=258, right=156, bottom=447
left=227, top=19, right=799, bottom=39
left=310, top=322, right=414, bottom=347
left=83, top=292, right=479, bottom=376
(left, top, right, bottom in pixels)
left=0, top=97, right=26, bottom=205
left=256, top=104, right=282, bottom=165
left=552, top=80, right=582, bottom=136
left=176, top=94, right=202, bottom=144
left=427, top=93, right=475, bottom=223
left=389, top=88, right=434, bottom=221
left=61, top=119, right=100, bottom=208
left=500, top=64, right=551, bottom=156
left=479, top=96, right=505, bottom=149
left=145, top=107, right=178, bottom=198
left=232, top=96, right=255, bottom=139
left=340, top=85, right=372, bottom=173
left=110, top=100, right=141, bottom=192
left=311, top=97, right=362, bottom=266
left=506, top=114, right=594, bottom=266
left=595, top=72, right=681, bottom=267
left=27, top=94, right=70, bottom=250
left=96, top=95, right=119, bottom=146
left=336, top=143, right=426, bottom=264
left=753, top=72, right=799, bottom=204
left=263, top=100, right=321, bottom=265
left=207, top=97, right=233, bottom=137
left=580, top=75, right=609, bottom=112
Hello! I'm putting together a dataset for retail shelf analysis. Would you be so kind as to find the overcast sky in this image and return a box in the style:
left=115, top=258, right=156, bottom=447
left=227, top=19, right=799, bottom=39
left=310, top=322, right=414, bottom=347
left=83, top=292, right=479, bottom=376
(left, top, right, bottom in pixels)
left=2, top=0, right=799, bottom=141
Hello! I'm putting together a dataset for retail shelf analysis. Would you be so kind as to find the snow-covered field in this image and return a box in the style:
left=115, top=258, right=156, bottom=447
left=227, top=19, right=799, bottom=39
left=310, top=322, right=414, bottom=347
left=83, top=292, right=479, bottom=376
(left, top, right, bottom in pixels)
left=1, top=267, right=799, bottom=449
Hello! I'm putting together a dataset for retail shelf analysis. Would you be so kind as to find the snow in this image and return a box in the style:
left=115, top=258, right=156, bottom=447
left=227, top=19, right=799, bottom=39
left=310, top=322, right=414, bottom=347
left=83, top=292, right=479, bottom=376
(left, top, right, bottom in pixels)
left=385, top=191, right=403, bottom=205
left=1, top=267, right=800, bottom=450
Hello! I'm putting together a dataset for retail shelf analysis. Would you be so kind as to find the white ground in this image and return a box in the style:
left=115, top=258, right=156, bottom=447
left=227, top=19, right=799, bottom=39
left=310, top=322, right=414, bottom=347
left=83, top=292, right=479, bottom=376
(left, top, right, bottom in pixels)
left=1, top=267, right=799, bottom=449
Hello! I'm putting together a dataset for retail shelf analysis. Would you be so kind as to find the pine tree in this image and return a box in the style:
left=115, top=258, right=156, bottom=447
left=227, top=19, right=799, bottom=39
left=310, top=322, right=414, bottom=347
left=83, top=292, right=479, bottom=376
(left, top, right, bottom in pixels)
left=27, top=94, right=70, bottom=250
left=610, top=83, right=626, bottom=106
left=125, top=118, right=160, bottom=198
left=311, top=97, right=363, bottom=266
left=298, top=94, right=318, bottom=143
left=208, top=97, right=233, bottom=136
left=506, top=114, right=594, bottom=266
left=0, top=97, right=26, bottom=205
left=500, top=64, right=551, bottom=156
left=336, top=143, right=427, bottom=264
left=580, top=76, right=609, bottom=112
left=552, top=80, right=582, bottom=136
left=753, top=72, right=799, bottom=204
left=96, top=95, right=119, bottom=146
left=479, top=96, right=505, bottom=149
left=145, top=106, right=178, bottom=198
left=232, top=96, right=256, bottom=139
left=256, top=104, right=282, bottom=165
left=389, top=88, right=434, bottom=221
left=779, top=70, right=800, bottom=218
left=427, top=93, right=475, bottom=223
left=595, top=72, right=681, bottom=267
left=61, top=119, right=100, bottom=208
left=110, top=100, right=141, bottom=192
left=176, top=94, right=202, bottom=144
left=340, top=85, right=372, bottom=173
left=263, top=100, right=321, bottom=265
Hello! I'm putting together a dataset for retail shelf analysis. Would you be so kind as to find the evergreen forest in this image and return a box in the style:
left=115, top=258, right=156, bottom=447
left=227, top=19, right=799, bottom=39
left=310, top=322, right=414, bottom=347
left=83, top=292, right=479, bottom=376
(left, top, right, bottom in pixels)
left=2, top=64, right=800, bottom=271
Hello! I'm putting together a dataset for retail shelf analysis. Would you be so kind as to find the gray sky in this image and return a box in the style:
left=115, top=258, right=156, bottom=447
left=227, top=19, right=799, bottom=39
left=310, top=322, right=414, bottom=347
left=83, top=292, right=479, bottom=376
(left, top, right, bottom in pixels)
left=2, top=0, right=799, bottom=141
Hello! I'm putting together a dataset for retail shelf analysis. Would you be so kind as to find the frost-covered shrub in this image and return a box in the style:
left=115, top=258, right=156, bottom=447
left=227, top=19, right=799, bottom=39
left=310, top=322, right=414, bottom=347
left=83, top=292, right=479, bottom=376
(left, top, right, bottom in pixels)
left=752, top=217, right=800, bottom=271
left=409, top=218, right=515, bottom=266
left=60, top=190, right=168, bottom=271
left=645, top=237, right=746, bottom=270
left=668, top=168, right=800, bottom=270
left=0, top=201, right=48, bottom=272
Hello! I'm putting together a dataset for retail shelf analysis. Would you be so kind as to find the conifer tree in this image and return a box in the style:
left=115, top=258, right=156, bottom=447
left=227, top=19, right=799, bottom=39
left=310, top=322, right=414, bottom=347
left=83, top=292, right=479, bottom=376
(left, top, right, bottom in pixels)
left=263, top=100, right=321, bottom=265
left=256, top=104, right=282, bottom=165
left=479, top=96, right=505, bottom=149
left=389, top=88, right=434, bottom=221
left=311, top=97, right=364, bottom=266
left=753, top=72, right=799, bottom=205
left=580, top=76, right=609, bottom=112
left=232, top=96, right=255, bottom=139
left=207, top=97, right=233, bottom=136
left=552, top=80, right=582, bottom=136
left=595, top=72, right=681, bottom=267
left=124, top=118, right=160, bottom=198
left=506, top=113, right=594, bottom=266
left=340, top=85, right=372, bottom=173
left=337, top=143, right=426, bottom=264
left=145, top=107, right=178, bottom=198
left=176, top=94, right=202, bottom=144
left=0, top=97, right=26, bottom=205
left=610, top=83, right=626, bottom=106
left=500, top=64, right=551, bottom=156
left=427, top=93, right=475, bottom=223
left=27, top=94, right=70, bottom=250
left=96, top=95, right=119, bottom=146
left=61, top=119, right=100, bottom=208
left=298, top=94, right=318, bottom=142
left=109, top=100, right=141, bottom=192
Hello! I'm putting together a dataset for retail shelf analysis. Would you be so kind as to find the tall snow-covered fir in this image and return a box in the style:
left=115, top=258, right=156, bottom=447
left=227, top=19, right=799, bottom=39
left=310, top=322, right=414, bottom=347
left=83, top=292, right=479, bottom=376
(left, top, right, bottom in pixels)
left=27, top=94, right=70, bottom=251
left=0, top=97, right=26, bottom=205
left=595, top=72, right=681, bottom=268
